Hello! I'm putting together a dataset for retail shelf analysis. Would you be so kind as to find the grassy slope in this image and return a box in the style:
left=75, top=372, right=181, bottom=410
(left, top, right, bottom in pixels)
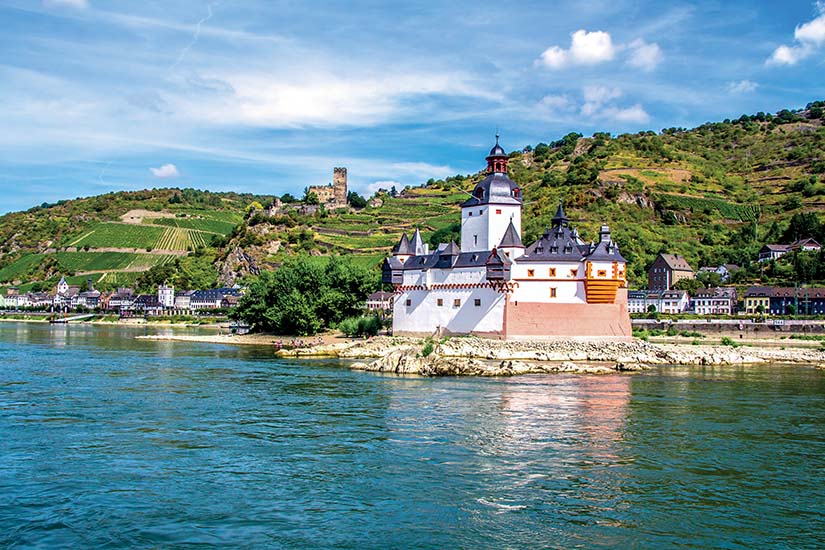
left=1, top=103, right=824, bottom=289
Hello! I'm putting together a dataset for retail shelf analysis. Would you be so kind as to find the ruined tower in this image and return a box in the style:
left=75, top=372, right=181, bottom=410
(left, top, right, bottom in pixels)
left=333, top=167, right=347, bottom=205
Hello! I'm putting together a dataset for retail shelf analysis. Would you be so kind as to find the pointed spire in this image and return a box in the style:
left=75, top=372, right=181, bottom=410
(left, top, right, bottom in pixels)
left=498, top=220, right=524, bottom=248
left=393, top=233, right=411, bottom=255
left=552, top=202, right=569, bottom=227
left=410, top=228, right=425, bottom=255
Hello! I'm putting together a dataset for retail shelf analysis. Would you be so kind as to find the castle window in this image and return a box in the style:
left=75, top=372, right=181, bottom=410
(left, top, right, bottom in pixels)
left=453, top=299, right=461, bottom=308
left=550, top=287, right=557, bottom=298
left=474, top=299, right=481, bottom=307
left=528, top=269, right=535, bottom=277
left=598, top=270, right=607, bottom=277
left=474, top=235, right=478, bottom=246
left=405, top=299, right=411, bottom=306
left=570, top=268, right=577, bottom=277
left=437, top=298, right=443, bottom=307
left=468, top=211, right=473, bottom=217
left=479, top=210, right=483, bottom=216
left=549, top=268, right=556, bottom=277
left=496, top=209, right=502, bottom=215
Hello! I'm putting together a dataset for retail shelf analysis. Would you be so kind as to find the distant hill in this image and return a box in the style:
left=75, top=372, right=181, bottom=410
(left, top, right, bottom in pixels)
left=1, top=100, right=824, bottom=292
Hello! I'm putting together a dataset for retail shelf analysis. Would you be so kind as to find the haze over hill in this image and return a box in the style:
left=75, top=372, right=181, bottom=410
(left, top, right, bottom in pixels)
left=1, top=101, right=824, bottom=291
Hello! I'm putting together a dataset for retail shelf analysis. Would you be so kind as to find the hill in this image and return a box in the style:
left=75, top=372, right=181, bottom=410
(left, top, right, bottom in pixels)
left=2, top=100, right=825, bottom=293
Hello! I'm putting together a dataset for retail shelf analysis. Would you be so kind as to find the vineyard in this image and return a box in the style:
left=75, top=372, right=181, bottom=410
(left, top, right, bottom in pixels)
left=0, top=254, right=45, bottom=283
left=152, top=217, right=237, bottom=235
left=655, top=193, right=761, bottom=222
left=69, top=223, right=165, bottom=249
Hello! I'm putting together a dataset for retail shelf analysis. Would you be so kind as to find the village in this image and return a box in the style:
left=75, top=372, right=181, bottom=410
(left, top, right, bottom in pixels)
left=631, top=237, right=824, bottom=317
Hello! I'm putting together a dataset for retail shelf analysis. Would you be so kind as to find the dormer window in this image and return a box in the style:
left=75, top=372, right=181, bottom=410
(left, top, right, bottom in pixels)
left=551, top=246, right=559, bottom=253
left=513, top=188, right=520, bottom=198
left=474, top=188, right=484, bottom=200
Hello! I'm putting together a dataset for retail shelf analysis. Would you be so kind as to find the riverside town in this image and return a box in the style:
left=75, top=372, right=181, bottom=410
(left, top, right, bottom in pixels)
left=2, top=2, right=825, bottom=548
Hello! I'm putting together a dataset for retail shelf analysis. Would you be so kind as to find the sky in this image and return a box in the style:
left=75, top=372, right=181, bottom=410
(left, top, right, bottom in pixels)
left=1, top=0, right=824, bottom=214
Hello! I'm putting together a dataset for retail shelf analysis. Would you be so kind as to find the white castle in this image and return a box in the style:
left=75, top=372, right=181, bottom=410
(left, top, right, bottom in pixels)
left=382, top=137, right=631, bottom=340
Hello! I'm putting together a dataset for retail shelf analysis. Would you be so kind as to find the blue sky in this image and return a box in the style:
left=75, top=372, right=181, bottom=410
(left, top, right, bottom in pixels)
left=1, top=0, right=824, bottom=214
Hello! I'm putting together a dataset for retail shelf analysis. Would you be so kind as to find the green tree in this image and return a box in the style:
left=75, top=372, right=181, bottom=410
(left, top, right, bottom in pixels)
left=347, top=191, right=367, bottom=208
left=303, top=188, right=319, bottom=205
left=232, top=255, right=378, bottom=335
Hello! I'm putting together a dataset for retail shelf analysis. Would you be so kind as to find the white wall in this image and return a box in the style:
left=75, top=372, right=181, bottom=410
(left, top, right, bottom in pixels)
left=393, top=287, right=505, bottom=335
left=460, top=204, right=521, bottom=252
left=509, top=260, right=586, bottom=304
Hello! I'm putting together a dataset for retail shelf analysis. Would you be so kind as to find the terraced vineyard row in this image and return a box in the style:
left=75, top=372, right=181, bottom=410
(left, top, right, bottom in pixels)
left=69, top=223, right=165, bottom=249
left=155, top=227, right=190, bottom=250
left=152, top=217, right=237, bottom=235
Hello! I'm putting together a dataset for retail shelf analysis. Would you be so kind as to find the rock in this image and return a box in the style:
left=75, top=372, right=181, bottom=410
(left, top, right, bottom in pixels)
left=217, top=246, right=260, bottom=286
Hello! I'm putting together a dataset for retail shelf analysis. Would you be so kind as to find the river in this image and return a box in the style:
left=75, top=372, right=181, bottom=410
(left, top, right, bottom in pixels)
left=0, top=322, right=823, bottom=548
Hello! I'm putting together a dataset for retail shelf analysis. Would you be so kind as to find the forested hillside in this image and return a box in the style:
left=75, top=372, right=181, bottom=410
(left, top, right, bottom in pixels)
left=1, top=100, right=824, bottom=292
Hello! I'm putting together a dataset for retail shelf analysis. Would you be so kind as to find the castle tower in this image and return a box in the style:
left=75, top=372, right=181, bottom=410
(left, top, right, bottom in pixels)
left=333, top=167, right=347, bottom=205
left=460, top=135, right=523, bottom=253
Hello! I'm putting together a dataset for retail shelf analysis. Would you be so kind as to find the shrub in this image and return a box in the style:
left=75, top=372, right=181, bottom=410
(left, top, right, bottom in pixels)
left=420, top=337, right=435, bottom=357
left=339, top=315, right=382, bottom=338
left=720, top=336, right=740, bottom=347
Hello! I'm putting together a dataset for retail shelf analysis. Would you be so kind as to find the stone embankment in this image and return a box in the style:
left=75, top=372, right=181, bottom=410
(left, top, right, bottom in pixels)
left=276, top=336, right=825, bottom=377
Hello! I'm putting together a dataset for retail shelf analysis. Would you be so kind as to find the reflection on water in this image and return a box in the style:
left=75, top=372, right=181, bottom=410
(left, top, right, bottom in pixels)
left=0, top=322, right=823, bottom=549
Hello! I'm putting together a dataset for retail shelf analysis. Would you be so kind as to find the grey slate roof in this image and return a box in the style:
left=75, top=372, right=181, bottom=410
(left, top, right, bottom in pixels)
left=393, top=233, right=412, bottom=255
left=498, top=220, right=524, bottom=248
left=410, top=229, right=425, bottom=255
left=460, top=173, right=522, bottom=207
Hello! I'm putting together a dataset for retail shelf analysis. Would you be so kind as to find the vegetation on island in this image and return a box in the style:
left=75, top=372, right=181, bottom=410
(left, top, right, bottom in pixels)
left=231, top=255, right=379, bottom=335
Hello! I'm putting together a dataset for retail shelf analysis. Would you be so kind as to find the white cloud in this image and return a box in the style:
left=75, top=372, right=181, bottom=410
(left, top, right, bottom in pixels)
left=627, top=39, right=663, bottom=71
left=767, top=9, right=825, bottom=66
left=538, top=30, right=662, bottom=72
left=177, top=70, right=500, bottom=128
left=602, top=104, right=650, bottom=124
left=727, top=80, right=758, bottom=94
left=538, top=94, right=574, bottom=112
left=363, top=180, right=402, bottom=196
left=149, top=163, right=179, bottom=178
left=44, top=0, right=88, bottom=8
left=581, top=85, right=622, bottom=116
left=537, top=30, right=615, bottom=69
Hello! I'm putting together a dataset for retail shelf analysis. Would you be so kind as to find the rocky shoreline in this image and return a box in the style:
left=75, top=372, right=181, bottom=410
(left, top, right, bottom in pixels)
left=275, top=335, right=825, bottom=376
left=133, top=332, right=825, bottom=376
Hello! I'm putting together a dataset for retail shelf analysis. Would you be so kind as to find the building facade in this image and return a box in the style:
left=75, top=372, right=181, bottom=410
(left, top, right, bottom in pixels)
left=648, top=253, right=695, bottom=290
left=693, top=287, right=737, bottom=315
left=628, top=290, right=689, bottom=314
left=383, top=137, right=630, bottom=340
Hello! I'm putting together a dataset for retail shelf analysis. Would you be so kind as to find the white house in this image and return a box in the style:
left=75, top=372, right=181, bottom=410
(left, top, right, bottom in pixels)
left=628, top=290, right=689, bottom=314
left=383, top=137, right=630, bottom=340
left=693, top=287, right=737, bottom=315
left=158, top=285, right=175, bottom=308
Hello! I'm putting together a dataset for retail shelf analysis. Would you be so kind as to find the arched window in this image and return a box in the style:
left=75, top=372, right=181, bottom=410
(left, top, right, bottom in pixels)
left=474, top=187, right=484, bottom=199
left=513, top=188, right=520, bottom=198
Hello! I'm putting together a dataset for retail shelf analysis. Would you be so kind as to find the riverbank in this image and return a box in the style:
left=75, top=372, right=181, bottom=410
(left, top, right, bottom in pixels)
left=135, top=332, right=825, bottom=376
left=0, top=316, right=226, bottom=329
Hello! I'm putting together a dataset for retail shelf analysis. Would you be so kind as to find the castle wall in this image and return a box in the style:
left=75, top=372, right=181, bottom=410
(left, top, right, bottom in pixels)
left=509, top=260, right=586, bottom=303
left=333, top=167, right=347, bottom=205
left=392, top=287, right=505, bottom=337
left=504, top=288, right=632, bottom=341
left=460, top=204, right=521, bottom=252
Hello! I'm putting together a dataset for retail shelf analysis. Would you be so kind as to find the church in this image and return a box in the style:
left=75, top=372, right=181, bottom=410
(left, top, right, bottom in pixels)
left=382, top=137, right=631, bottom=340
